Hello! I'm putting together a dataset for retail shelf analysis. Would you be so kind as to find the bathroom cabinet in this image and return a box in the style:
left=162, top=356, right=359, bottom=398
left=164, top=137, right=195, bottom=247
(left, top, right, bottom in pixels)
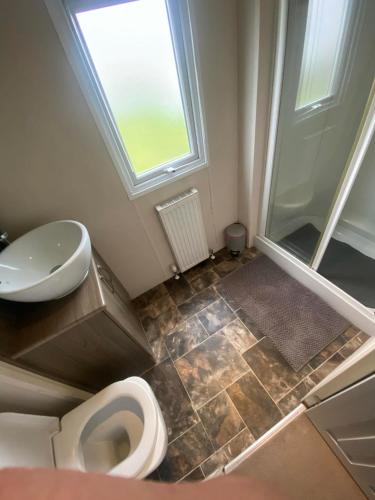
left=0, top=250, right=154, bottom=391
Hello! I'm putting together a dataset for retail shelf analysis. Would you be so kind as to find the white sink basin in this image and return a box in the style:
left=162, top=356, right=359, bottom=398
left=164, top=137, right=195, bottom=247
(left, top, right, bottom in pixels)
left=0, top=221, right=91, bottom=302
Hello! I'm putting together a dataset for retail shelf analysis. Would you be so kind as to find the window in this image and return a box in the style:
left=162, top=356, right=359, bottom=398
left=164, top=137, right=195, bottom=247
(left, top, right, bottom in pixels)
left=295, top=0, right=352, bottom=111
left=48, top=0, right=207, bottom=197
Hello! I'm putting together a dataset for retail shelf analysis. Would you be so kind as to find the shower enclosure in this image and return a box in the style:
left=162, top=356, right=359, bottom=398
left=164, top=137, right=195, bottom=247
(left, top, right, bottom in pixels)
left=257, top=0, right=375, bottom=332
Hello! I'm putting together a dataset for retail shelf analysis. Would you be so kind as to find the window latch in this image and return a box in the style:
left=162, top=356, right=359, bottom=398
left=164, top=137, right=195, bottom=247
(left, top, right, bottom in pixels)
left=311, top=103, right=322, bottom=110
left=165, top=167, right=177, bottom=174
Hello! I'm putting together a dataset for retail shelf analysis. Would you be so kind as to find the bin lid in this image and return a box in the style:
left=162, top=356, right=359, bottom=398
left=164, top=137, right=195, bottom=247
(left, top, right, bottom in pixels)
left=226, top=223, right=246, bottom=238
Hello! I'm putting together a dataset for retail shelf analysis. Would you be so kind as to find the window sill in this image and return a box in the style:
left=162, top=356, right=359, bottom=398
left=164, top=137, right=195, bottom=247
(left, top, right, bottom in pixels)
left=123, top=158, right=209, bottom=200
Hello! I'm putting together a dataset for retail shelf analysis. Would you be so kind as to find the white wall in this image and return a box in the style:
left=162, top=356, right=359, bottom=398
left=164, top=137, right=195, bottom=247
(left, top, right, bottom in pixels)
left=237, top=0, right=276, bottom=245
left=0, top=0, right=238, bottom=298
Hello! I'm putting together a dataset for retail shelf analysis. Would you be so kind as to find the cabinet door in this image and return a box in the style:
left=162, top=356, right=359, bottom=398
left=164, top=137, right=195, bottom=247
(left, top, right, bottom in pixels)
left=94, top=250, right=151, bottom=353
left=18, top=313, right=154, bottom=391
left=307, top=374, right=375, bottom=498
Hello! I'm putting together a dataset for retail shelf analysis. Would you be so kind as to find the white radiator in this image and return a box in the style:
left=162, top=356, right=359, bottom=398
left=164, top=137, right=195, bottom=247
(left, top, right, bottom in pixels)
left=156, top=188, right=209, bottom=273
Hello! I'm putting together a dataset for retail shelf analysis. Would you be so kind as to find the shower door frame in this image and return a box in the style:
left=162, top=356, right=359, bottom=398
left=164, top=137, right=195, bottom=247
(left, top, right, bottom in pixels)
left=255, top=0, right=375, bottom=336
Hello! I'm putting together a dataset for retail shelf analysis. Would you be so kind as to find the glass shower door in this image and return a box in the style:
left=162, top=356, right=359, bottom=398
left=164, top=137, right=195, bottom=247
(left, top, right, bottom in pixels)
left=316, top=128, right=375, bottom=307
left=265, top=0, right=375, bottom=264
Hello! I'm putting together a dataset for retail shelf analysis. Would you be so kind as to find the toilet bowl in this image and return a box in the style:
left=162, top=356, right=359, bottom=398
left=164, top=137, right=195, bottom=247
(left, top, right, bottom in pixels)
left=0, top=377, right=167, bottom=479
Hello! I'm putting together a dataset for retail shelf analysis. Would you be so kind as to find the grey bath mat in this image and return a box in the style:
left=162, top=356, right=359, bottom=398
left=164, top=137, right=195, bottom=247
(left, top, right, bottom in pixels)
left=221, top=256, right=350, bottom=371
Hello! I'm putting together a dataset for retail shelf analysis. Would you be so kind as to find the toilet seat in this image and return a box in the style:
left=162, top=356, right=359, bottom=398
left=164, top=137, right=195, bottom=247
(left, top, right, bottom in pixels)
left=53, top=377, right=160, bottom=478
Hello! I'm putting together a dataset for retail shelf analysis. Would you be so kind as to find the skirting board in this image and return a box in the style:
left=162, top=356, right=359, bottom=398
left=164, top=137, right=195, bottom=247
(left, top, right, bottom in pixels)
left=255, top=235, right=375, bottom=336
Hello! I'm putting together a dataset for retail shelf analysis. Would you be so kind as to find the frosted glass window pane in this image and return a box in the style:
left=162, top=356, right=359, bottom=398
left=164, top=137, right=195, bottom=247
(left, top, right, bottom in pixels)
left=76, top=0, right=190, bottom=175
left=296, top=0, right=350, bottom=110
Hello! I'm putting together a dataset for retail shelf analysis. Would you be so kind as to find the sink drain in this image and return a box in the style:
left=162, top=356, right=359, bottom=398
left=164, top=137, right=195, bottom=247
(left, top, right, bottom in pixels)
left=49, top=265, right=62, bottom=274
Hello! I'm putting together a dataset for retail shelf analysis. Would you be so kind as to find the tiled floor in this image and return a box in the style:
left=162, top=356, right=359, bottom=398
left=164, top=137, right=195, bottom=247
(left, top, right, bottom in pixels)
left=134, top=247, right=369, bottom=482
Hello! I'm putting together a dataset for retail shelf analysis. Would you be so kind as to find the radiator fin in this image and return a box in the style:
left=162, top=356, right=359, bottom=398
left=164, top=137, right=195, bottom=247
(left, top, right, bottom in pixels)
left=156, top=188, right=209, bottom=273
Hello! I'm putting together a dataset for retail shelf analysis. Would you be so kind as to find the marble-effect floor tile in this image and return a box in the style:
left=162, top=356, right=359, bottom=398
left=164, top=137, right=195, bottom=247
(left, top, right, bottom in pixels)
left=157, top=422, right=213, bottom=482
left=201, top=448, right=228, bottom=477
left=227, top=371, right=282, bottom=439
left=310, top=353, right=345, bottom=384
left=221, top=318, right=257, bottom=353
left=164, top=275, right=194, bottom=306
left=277, top=377, right=316, bottom=415
left=200, top=428, right=255, bottom=477
left=197, top=299, right=234, bottom=335
left=308, top=334, right=347, bottom=369
left=180, top=466, right=205, bottom=482
left=197, top=391, right=245, bottom=450
left=243, top=337, right=311, bottom=401
left=165, top=316, right=209, bottom=361
left=178, top=287, right=218, bottom=320
left=141, top=304, right=182, bottom=363
left=133, top=283, right=169, bottom=312
left=215, top=259, right=241, bottom=278
left=340, top=332, right=368, bottom=358
left=175, top=331, right=249, bottom=408
left=136, top=292, right=175, bottom=322
left=235, top=308, right=265, bottom=340
left=143, top=358, right=199, bottom=442
left=183, top=259, right=215, bottom=282
left=133, top=246, right=366, bottom=483
left=224, top=427, right=255, bottom=462
left=190, top=269, right=220, bottom=293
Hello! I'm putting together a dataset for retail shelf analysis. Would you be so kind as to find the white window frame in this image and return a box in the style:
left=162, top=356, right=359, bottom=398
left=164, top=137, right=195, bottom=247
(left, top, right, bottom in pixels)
left=294, top=0, right=356, bottom=122
left=44, top=0, right=208, bottom=198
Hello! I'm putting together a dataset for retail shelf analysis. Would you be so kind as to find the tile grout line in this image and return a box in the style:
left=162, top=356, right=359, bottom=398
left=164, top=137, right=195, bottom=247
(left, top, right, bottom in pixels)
left=177, top=466, right=204, bottom=483
left=196, top=313, right=211, bottom=337
left=140, top=309, right=357, bottom=404
left=200, top=426, right=253, bottom=478
left=168, top=419, right=217, bottom=481
left=191, top=296, right=226, bottom=320
left=276, top=374, right=315, bottom=406
left=144, top=259, right=252, bottom=362
left=171, top=326, right=234, bottom=368
left=168, top=343, right=204, bottom=420
left=166, top=386, right=256, bottom=482
left=176, top=286, right=219, bottom=317
left=168, top=286, right=263, bottom=413
left=166, top=419, right=200, bottom=447
left=166, top=314, right=210, bottom=361
left=166, top=308, right=259, bottom=366
left=135, top=256, right=366, bottom=482
left=215, top=290, right=237, bottom=313
left=275, top=330, right=363, bottom=402
left=196, top=392, right=250, bottom=456
left=189, top=272, right=221, bottom=294
left=145, top=327, right=365, bottom=457
left=240, top=328, right=360, bottom=408
left=198, top=419, right=217, bottom=463
left=308, top=348, right=346, bottom=381
left=240, top=363, right=282, bottom=409
left=176, top=252, right=257, bottom=321
left=332, top=331, right=364, bottom=359
left=193, top=368, right=252, bottom=413
left=235, top=316, right=259, bottom=342
left=223, top=388, right=253, bottom=442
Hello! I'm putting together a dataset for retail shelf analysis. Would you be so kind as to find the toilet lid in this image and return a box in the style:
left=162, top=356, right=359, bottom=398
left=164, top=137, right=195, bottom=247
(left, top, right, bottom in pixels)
left=53, top=378, right=159, bottom=478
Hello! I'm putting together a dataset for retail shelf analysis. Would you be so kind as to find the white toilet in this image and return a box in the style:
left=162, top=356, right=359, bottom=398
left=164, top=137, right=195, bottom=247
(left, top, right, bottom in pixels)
left=0, top=377, right=167, bottom=479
